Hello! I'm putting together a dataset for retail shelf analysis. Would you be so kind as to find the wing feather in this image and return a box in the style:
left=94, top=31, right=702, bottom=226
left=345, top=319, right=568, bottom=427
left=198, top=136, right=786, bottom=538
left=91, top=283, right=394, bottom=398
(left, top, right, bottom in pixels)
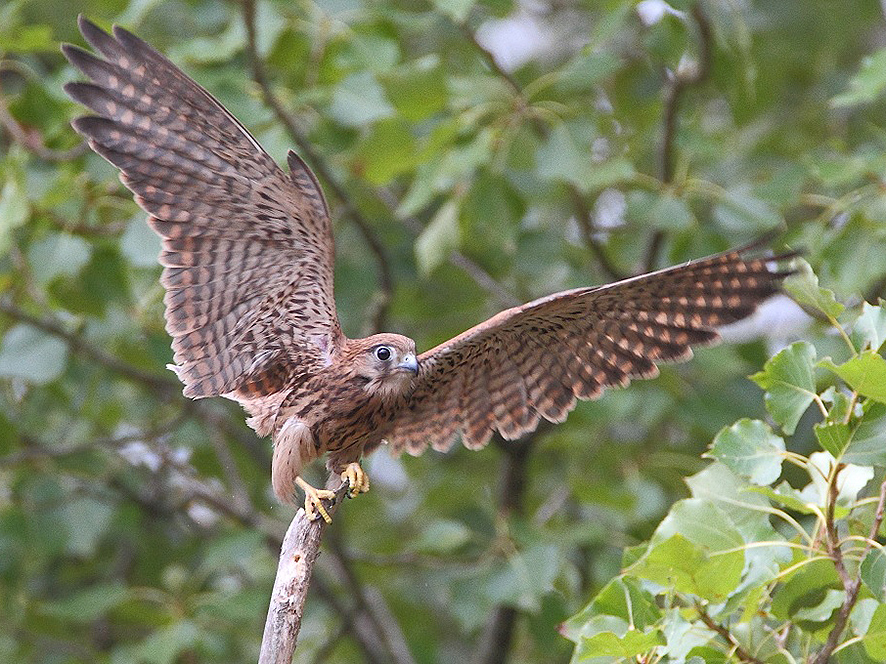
left=385, top=244, right=795, bottom=455
left=64, top=17, right=340, bottom=403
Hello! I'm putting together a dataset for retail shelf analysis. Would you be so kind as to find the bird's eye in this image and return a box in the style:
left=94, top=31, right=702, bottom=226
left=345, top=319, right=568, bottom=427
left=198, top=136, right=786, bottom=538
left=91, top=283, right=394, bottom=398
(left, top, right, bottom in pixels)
left=374, top=346, right=392, bottom=361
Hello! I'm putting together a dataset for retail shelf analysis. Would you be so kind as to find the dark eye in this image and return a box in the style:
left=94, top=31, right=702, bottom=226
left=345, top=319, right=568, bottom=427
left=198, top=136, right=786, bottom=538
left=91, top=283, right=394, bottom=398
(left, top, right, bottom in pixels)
left=374, top=346, right=392, bottom=361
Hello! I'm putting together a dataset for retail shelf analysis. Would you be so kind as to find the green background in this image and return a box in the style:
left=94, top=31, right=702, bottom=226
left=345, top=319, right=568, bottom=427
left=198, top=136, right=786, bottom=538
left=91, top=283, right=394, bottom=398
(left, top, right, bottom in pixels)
left=1, top=0, right=885, bottom=661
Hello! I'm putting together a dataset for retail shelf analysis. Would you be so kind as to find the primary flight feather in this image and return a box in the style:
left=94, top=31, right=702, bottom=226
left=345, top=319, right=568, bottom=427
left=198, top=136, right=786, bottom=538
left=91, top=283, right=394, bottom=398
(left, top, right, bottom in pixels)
left=64, top=16, right=794, bottom=522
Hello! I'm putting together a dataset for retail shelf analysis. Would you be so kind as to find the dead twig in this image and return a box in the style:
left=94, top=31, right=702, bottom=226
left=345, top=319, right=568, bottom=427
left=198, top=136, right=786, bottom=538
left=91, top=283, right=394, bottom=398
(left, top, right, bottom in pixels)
left=259, top=476, right=350, bottom=664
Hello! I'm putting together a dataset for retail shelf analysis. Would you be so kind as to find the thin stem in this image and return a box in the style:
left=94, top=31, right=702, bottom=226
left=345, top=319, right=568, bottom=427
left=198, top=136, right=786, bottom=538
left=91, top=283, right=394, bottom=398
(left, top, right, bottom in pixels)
left=694, top=603, right=765, bottom=664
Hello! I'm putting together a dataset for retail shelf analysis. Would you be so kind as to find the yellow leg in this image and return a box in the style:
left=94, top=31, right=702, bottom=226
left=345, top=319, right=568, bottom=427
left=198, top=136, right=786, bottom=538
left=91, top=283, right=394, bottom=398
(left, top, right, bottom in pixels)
left=295, top=476, right=336, bottom=523
left=341, top=462, right=370, bottom=498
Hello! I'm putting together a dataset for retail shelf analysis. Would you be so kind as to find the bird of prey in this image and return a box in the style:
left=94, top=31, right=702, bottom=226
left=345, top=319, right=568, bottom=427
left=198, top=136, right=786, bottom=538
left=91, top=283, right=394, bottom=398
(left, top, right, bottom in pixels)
left=64, top=17, right=794, bottom=522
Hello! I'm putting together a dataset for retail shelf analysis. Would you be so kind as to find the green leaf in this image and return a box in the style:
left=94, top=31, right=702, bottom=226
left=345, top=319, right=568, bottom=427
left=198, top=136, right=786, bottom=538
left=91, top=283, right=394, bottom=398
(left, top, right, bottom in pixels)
left=28, top=233, right=92, bottom=284
left=784, top=259, right=844, bottom=318
left=750, top=341, right=817, bottom=434
left=415, top=200, right=460, bottom=275
left=121, top=213, right=162, bottom=268
left=40, top=582, right=129, bottom=622
left=751, top=481, right=817, bottom=515
left=706, top=418, right=785, bottom=485
left=120, top=620, right=200, bottom=664
left=771, top=558, right=841, bottom=625
left=861, top=548, right=886, bottom=603
left=814, top=421, right=851, bottom=457
left=380, top=56, right=449, bottom=121
left=0, top=177, right=29, bottom=258
left=843, top=401, right=886, bottom=466
left=629, top=533, right=741, bottom=602
left=413, top=519, right=471, bottom=554
left=832, top=47, right=886, bottom=107
left=0, top=324, right=68, bottom=384
left=852, top=302, right=886, bottom=352
left=628, top=191, right=695, bottom=231
left=630, top=499, right=745, bottom=601
left=580, top=629, right=665, bottom=658
left=432, top=0, right=476, bottom=22
left=562, top=577, right=661, bottom=642
left=863, top=604, right=886, bottom=660
left=713, top=189, right=781, bottom=230
left=329, top=72, right=395, bottom=127
left=535, top=122, right=589, bottom=187
left=354, top=119, right=416, bottom=185
left=820, top=351, right=886, bottom=404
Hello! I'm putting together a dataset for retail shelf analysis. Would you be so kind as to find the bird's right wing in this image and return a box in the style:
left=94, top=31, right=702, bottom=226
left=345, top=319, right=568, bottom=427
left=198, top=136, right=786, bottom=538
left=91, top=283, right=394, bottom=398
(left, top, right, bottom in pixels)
left=63, top=17, right=341, bottom=401
left=385, top=244, right=795, bottom=456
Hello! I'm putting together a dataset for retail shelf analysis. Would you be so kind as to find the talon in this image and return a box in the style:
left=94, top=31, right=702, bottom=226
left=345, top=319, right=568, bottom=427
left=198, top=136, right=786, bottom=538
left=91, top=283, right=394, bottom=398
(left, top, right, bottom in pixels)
left=341, top=462, right=370, bottom=498
left=295, top=476, right=336, bottom=523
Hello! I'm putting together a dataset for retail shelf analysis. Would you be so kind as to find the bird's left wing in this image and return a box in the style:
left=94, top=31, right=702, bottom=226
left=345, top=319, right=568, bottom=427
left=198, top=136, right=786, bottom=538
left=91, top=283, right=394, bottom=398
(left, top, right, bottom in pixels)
left=63, top=17, right=340, bottom=402
left=385, top=244, right=795, bottom=456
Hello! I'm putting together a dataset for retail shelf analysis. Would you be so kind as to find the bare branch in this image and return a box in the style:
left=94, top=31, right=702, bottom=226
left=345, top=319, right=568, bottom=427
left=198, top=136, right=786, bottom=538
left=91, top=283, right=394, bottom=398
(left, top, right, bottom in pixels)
left=259, top=476, right=350, bottom=664
left=644, top=2, right=713, bottom=272
left=694, top=603, right=765, bottom=664
left=567, top=186, right=625, bottom=281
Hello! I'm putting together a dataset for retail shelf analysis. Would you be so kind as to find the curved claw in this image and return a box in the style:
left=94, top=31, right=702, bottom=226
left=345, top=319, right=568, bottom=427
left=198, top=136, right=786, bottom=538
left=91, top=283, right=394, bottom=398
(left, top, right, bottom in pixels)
left=295, top=476, right=336, bottom=523
left=341, top=462, right=370, bottom=498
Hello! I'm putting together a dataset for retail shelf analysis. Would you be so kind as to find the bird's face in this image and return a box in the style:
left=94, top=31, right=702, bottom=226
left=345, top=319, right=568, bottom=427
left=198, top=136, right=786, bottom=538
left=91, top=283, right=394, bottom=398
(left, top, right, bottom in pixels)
left=349, top=334, right=419, bottom=399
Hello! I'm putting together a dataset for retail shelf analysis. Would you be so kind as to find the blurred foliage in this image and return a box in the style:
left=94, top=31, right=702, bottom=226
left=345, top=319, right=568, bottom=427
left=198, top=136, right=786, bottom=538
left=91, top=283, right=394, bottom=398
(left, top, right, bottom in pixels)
left=1, top=0, right=885, bottom=662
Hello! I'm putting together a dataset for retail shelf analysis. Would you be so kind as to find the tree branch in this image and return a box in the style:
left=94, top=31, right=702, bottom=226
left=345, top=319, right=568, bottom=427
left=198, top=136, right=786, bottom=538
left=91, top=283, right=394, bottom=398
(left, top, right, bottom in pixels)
left=644, top=2, right=712, bottom=272
left=694, top=603, right=765, bottom=664
left=568, top=185, right=625, bottom=281
left=0, top=85, right=87, bottom=161
left=473, top=431, right=543, bottom=664
left=812, top=474, right=886, bottom=664
left=259, top=475, right=350, bottom=664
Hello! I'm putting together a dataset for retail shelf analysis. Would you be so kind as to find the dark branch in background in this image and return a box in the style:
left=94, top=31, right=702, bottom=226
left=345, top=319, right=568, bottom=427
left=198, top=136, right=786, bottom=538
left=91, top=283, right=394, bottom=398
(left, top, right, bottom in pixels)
left=0, top=298, right=266, bottom=462
left=644, top=2, right=712, bottom=272
left=240, top=0, right=393, bottom=333
left=812, top=474, right=886, bottom=664
left=473, top=430, right=545, bottom=664
left=322, top=534, right=417, bottom=664
left=0, top=299, right=177, bottom=393
left=456, top=22, right=523, bottom=98
left=0, top=83, right=87, bottom=161
left=694, top=603, right=765, bottom=664
left=568, top=186, right=625, bottom=281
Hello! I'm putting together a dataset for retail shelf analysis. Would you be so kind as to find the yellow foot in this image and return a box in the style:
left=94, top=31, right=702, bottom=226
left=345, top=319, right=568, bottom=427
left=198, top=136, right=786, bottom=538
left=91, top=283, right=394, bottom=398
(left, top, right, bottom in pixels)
left=341, top=462, right=370, bottom=498
left=295, top=476, right=336, bottom=523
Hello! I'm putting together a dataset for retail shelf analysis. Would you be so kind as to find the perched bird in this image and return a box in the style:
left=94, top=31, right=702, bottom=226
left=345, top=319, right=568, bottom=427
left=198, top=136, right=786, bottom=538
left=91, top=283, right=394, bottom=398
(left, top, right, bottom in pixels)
left=64, top=17, right=794, bottom=523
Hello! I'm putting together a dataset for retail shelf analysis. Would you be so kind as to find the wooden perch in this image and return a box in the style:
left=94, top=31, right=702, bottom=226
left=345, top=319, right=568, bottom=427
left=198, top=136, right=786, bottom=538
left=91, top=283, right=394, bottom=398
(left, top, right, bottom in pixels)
left=259, top=475, right=350, bottom=664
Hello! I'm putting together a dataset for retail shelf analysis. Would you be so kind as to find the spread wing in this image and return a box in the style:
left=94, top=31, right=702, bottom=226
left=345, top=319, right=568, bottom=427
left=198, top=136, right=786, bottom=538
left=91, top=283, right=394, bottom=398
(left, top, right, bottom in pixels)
left=63, top=16, right=340, bottom=402
left=385, top=244, right=795, bottom=455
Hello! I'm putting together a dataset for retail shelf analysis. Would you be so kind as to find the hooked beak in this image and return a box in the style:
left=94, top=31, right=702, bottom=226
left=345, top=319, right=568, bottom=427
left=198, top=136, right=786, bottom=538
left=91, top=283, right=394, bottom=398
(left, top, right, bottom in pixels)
left=398, top=353, right=419, bottom=374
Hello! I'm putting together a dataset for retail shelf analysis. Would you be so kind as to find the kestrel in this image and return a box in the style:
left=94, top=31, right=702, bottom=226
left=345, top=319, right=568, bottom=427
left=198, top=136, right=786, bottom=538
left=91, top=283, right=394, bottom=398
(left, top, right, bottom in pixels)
left=64, top=17, right=794, bottom=522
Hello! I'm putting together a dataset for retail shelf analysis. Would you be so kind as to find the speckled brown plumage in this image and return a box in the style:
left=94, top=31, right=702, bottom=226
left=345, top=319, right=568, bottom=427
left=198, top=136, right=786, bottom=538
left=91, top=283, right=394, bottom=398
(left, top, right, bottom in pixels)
left=64, top=17, right=795, bottom=516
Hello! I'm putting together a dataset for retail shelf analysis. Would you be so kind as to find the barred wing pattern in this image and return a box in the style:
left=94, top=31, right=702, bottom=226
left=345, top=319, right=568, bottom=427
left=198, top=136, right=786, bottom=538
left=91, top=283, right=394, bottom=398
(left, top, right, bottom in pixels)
left=385, top=247, right=791, bottom=455
left=63, top=17, right=339, bottom=400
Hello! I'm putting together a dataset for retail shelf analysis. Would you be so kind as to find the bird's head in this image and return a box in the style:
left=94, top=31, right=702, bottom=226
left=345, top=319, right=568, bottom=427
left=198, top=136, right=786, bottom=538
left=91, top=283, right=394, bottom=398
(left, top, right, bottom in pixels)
left=345, top=333, right=419, bottom=399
